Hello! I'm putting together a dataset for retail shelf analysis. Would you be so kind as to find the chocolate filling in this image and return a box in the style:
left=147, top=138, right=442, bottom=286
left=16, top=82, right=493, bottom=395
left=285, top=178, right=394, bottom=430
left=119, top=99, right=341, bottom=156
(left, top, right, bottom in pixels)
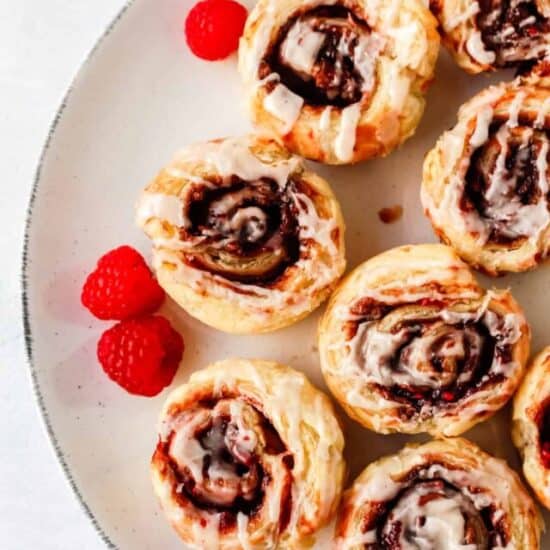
left=348, top=300, right=513, bottom=414
left=261, top=5, right=375, bottom=107
left=181, top=176, right=300, bottom=285
left=477, top=0, right=550, bottom=68
left=157, top=399, right=293, bottom=531
left=461, top=122, right=550, bottom=244
left=364, top=473, right=508, bottom=549
left=537, top=397, right=550, bottom=468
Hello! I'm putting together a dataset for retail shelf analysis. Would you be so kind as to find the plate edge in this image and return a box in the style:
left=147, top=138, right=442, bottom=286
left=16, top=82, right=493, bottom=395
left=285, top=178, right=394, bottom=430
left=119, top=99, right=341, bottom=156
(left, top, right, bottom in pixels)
left=20, top=2, right=137, bottom=549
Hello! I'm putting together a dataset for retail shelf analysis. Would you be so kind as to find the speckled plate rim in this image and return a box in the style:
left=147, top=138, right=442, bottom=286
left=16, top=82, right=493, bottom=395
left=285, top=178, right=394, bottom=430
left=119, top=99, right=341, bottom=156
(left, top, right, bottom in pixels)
left=20, top=2, right=137, bottom=548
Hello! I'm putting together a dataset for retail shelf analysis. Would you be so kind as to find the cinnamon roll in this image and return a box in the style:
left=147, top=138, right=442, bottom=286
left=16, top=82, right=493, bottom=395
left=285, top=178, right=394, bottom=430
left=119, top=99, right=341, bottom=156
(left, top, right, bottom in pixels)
left=513, top=346, right=550, bottom=510
left=150, top=359, right=346, bottom=549
left=335, top=438, right=542, bottom=549
left=422, top=67, right=550, bottom=275
left=318, top=244, right=530, bottom=436
left=238, top=0, right=439, bottom=164
left=430, top=0, right=550, bottom=73
left=136, top=135, right=346, bottom=334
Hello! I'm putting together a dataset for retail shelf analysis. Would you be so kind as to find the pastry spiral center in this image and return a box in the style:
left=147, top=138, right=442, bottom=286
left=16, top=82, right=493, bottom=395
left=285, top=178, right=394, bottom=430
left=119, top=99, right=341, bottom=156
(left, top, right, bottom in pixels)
left=265, top=6, right=382, bottom=107
left=379, top=480, right=489, bottom=549
left=183, top=177, right=300, bottom=284
left=463, top=124, right=550, bottom=243
left=165, top=399, right=291, bottom=517
left=347, top=300, right=520, bottom=410
left=477, top=0, right=550, bottom=67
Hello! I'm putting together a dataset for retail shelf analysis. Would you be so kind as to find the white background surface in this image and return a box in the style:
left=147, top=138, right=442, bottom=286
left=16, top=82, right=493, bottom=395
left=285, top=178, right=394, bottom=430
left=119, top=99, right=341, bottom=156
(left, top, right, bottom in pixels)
left=1, top=2, right=127, bottom=548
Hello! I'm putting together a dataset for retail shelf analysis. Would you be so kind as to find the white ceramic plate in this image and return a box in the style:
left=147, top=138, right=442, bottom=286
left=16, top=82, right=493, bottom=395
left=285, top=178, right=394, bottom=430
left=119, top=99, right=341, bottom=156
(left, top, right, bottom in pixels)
left=23, top=0, right=550, bottom=547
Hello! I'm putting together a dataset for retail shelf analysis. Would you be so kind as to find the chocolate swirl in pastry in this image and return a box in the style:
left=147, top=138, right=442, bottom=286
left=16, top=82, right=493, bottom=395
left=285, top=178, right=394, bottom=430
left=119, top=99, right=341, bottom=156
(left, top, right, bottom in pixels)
left=430, top=0, right=550, bottom=73
left=318, top=244, right=530, bottom=436
left=335, top=438, right=542, bottom=549
left=513, top=346, right=550, bottom=510
left=136, top=135, right=346, bottom=334
left=239, top=0, right=439, bottom=164
left=422, top=68, right=550, bottom=275
left=151, top=359, right=346, bottom=549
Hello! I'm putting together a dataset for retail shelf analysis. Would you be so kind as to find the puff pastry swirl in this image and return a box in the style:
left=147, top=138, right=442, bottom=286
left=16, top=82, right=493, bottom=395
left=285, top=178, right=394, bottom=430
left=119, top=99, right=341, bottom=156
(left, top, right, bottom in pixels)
left=422, top=66, right=550, bottom=275
left=318, top=244, right=530, bottom=436
left=335, top=438, right=542, bottom=549
left=238, top=0, right=439, bottom=164
left=430, top=0, right=550, bottom=73
left=136, top=135, right=345, bottom=334
left=151, top=359, right=346, bottom=549
left=513, top=346, right=550, bottom=510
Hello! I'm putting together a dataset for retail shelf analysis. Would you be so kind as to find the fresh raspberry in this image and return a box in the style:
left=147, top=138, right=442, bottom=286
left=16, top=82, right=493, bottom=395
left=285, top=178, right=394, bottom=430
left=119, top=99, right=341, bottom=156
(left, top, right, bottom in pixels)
left=97, top=316, right=184, bottom=396
left=81, top=245, right=164, bottom=320
left=185, top=0, right=248, bottom=61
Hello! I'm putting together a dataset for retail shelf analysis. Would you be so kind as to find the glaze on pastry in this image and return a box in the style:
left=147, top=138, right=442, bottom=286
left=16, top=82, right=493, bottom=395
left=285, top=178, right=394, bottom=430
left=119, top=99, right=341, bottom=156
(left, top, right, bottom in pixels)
left=335, top=438, right=542, bottom=549
left=430, top=0, right=550, bottom=73
left=238, top=0, right=439, bottom=164
left=151, top=359, right=346, bottom=549
left=318, top=244, right=530, bottom=436
left=136, top=135, right=346, bottom=334
left=422, top=66, right=550, bottom=275
left=513, top=346, right=550, bottom=510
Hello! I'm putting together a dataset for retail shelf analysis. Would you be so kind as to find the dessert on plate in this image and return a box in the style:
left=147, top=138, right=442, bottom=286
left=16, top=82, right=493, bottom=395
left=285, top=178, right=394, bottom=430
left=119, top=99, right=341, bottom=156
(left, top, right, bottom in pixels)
left=136, top=135, right=346, bottom=334
left=430, top=0, right=550, bottom=73
left=319, top=244, right=530, bottom=436
left=239, top=0, right=439, bottom=164
left=151, top=359, right=345, bottom=549
left=422, top=65, right=550, bottom=275
left=513, top=346, right=550, bottom=510
left=335, top=438, right=542, bottom=549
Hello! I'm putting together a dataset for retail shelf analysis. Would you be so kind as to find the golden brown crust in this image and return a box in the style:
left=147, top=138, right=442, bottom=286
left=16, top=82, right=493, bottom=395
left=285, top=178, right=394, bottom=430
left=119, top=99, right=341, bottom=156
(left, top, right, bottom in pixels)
left=136, top=135, right=346, bottom=334
left=239, top=0, right=439, bottom=164
left=151, top=359, right=346, bottom=549
left=319, top=244, right=530, bottom=436
left=422, top=67, right=550, bottom=275
left=430, top=0, right=550, bottom=74
left=335, top=438, right=542, bottom=549
left=513, top=346, right=550, bottom=510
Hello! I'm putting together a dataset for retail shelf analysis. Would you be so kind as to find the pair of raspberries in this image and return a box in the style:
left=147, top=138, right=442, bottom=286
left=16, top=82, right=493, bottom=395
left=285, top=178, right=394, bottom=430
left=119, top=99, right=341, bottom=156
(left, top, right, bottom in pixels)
left=81, top=246, right=184, bottom=397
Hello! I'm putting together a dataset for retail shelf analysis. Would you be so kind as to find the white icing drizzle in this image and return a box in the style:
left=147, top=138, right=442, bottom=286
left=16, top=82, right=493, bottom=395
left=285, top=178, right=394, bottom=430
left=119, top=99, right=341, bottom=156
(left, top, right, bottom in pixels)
left=469, top=105, right=494, bottom=148
left=264, top=84, right=304, bottom=134
left=535, top=97, right=550, bottom=128
left=135, top=192, right=188, bottom=228
left=280, top=19, right=325, bottom=74
left=466, top=31, right=496, bottom=65
left=444, top=2, right=480, bottom=31
left=335, top=103, right=361, bottom=162
left=319, top=106, right=332, bottom=131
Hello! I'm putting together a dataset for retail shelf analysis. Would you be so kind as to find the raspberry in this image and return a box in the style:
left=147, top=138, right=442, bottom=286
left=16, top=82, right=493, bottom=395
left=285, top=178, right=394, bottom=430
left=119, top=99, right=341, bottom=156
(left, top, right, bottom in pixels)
left=81, top=245, right=164, bottom=320
left=185, top=0, right=248, bottom=61
left=97, top=316, right=184, bottom=396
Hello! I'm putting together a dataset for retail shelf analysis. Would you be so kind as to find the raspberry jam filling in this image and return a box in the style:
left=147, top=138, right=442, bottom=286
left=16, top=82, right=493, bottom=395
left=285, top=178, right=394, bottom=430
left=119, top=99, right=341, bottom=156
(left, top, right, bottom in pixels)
left=538, top=398, right=550, bottom=468
left=261, top=5, right=379, bottom=107
left=476, top=0, right=550, bottom=68
left=157, top=398, right=293, bottom=530
left=461, top=122, right=550, bottom=245
left=181, top=177, right=300, bottom=284
left=346, top=298, right=516, bottom=414
left=368, top=474, right=506, bottom=549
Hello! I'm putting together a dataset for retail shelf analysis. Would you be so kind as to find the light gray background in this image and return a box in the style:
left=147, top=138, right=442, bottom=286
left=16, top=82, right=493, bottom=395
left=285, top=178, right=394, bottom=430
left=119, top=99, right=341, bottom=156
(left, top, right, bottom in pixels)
left=1, top=1, right=127, bottom=548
